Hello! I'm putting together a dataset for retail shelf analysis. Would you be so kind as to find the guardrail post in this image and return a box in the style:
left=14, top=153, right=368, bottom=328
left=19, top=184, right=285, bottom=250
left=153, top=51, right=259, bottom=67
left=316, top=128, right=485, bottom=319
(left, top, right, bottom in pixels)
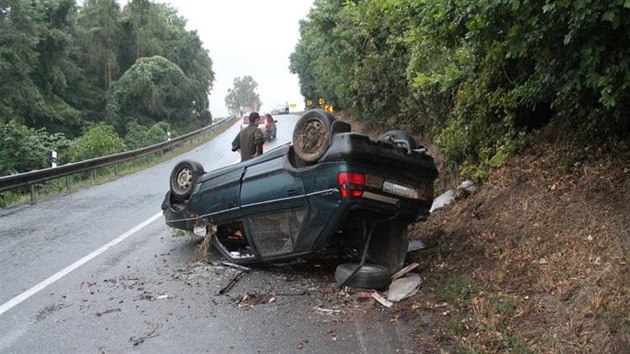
left=114, top=163, right=118, bottom=175
left=29, top=184, right=36, bottom=205
left=65, top=175, right=70, bottom=191
left=92, top=169, right=96, bottom=182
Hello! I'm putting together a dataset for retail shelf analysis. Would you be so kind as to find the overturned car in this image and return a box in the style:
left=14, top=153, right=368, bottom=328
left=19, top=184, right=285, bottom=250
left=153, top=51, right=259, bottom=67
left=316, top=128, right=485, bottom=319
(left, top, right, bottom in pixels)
left=162, top=110, right=438, bottom=288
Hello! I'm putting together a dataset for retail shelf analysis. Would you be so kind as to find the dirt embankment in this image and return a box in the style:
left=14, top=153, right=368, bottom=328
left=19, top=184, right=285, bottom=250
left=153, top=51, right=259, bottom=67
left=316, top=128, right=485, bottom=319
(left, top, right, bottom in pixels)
left=338, top=114, right=628, bottom=352
left=402, top=140, right=630, bottom=353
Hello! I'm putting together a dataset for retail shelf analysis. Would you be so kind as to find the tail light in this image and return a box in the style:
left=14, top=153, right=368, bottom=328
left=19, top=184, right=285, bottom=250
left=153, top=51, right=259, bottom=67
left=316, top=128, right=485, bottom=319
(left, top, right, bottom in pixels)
left=337, top=172, right=365, bottom=198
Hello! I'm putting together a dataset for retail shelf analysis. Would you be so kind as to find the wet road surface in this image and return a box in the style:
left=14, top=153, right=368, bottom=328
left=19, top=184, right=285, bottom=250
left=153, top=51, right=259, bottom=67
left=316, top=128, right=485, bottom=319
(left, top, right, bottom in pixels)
left=0, top=115, right=416, bottom=353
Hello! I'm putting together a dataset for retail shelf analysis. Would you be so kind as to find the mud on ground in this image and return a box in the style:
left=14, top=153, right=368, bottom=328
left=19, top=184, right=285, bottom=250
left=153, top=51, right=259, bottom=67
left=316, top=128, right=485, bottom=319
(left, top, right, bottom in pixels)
left=396, top=139, right=630, bottom=353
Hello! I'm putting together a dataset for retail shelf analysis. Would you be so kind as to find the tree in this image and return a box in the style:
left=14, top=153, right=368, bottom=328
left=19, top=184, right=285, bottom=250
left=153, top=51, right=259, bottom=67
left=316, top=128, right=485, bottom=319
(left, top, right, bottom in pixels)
left=291, top=0, right=630, bottom=180
left=224, top=76, right=261, bottom=114
left=30, top=0, right=82, bottom=135
left=118, top=1, right=214, bottom=126
left=75, top=0, right=122, bottom=91
left=106, top=55, right=191, bottom=134
left=0, top=0, right=44, bottom=125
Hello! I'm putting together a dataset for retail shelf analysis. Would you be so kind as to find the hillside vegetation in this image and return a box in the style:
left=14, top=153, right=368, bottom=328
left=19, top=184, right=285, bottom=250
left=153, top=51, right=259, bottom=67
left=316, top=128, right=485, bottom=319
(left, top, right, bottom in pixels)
left=290, top=2, right=630, bottom=351
left=291, top=0, right=630, bottom=181
left=1, top=0, right=214, bottom=177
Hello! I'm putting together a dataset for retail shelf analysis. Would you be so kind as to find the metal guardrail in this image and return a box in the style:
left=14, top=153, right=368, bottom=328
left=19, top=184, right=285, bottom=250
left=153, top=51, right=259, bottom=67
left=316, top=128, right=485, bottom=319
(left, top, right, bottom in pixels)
left=0, top=116, right=237, bottom=198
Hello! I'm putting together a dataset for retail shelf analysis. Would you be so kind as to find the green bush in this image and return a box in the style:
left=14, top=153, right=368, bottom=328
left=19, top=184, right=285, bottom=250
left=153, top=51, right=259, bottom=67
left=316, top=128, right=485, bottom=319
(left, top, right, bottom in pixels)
left=0, top=120, right=72, bottom=175
left=124, top=120, right=172, bottom=150
left=145, top=121, right=172, bottom=146
left=124, top=120, right=149, bottom=150
left=73, top=123, right=126, bottom=161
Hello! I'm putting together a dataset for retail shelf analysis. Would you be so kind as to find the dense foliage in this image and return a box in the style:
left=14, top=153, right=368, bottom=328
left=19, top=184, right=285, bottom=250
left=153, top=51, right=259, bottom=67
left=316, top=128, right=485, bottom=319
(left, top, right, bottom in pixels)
left=0, top=120, right=72, bottom=175
left=290, top=0, right=630, bottom=179
left=72, top=122, right=126, bottom=161
left=1, top=0, right=214, bottom=174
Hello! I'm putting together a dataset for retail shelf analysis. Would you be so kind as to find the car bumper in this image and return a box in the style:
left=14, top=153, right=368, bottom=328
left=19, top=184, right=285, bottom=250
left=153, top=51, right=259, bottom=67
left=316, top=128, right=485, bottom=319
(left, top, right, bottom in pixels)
left=161, top=192, right=195, bottom=230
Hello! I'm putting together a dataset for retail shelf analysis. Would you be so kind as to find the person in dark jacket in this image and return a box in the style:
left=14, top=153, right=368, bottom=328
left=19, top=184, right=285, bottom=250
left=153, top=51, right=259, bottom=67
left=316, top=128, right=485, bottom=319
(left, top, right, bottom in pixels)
left=232, top=112, right=265, bottom=162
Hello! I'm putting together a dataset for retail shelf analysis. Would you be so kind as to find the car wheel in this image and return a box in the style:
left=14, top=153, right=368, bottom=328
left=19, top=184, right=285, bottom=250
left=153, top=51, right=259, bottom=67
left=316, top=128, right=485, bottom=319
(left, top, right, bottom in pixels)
left=292, top=109, right=334, bottom=162
left=379, top=130, right=417, bottom=152
left=169, top=160, right=204, bottom=202
left=335, top=263, right=391, bottom=290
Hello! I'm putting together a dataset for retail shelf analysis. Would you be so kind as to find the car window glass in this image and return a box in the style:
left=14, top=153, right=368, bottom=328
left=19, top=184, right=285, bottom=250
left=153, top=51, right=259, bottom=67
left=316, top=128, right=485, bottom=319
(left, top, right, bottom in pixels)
left=248, top=208, right=305, bottom=257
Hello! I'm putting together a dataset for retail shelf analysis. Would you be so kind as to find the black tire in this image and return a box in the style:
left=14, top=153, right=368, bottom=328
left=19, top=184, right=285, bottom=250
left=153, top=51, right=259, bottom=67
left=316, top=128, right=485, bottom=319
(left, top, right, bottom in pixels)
left=169, top=160, right=204, bottom=202
left=292, top=109, right=334, bottom=162
left=335, top=263, right=391, bottom=290
left=379, top=130, right=417, bottom=152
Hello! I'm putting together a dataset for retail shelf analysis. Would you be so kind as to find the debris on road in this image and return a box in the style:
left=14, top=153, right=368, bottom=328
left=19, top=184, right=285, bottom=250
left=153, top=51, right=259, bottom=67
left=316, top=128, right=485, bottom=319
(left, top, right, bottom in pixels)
left=429, top=189, right=455, bottom=213
left=36, top=301, right=70, bottom=321
left=430, top=179, right=477, bottom=213
left=313, top=306, right=342, bottom=315
left=195, top=225, right=217, bottom=263
left=220, top=261, right=251, bottom=272
left=95, top=308, right=121, bottom=317
left=386, top=274, right=422, bottom=302
left=391, top=262, right=420, bottom=280
left=216, top=260, right=252, bottom=295
left=219, top=270, right=247, bottom=295
left=130, top=324, right=160, bottom=347
left=238, top=292, right=276, bottom=307
left=407, top=239, right=426, bottom=252
left=371, top=292, right=393, bottom=307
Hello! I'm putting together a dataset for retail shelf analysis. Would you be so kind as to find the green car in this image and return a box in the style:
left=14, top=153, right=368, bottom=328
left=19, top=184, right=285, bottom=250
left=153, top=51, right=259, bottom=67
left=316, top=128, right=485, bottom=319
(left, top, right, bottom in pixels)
left=162, top=110, right=438, bottom=289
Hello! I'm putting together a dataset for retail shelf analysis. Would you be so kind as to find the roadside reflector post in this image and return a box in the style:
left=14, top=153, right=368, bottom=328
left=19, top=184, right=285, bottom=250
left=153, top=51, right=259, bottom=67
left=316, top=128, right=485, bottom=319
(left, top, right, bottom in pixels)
left=50, top=150, right=57, bottom=168
left=29, top=184, right=36, bottom=205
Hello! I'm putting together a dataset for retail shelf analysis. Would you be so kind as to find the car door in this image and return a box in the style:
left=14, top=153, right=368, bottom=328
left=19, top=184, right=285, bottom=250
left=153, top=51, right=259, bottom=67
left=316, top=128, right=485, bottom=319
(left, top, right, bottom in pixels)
left=239, top=155, right=307, bottom=258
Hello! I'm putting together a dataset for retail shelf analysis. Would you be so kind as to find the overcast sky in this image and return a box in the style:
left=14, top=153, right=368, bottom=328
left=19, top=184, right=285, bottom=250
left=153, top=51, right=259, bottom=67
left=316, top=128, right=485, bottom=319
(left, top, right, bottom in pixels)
left=153, top=0, right=315, bottom=118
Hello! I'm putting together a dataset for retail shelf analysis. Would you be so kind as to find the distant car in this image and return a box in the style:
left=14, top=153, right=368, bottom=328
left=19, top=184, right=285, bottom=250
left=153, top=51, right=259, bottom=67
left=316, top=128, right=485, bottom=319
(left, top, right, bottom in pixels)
left=239, top=112, right=252, bottom=129
left=271, top=105, right=289, bottom=115
left=162, top=109, right=438, bottom=289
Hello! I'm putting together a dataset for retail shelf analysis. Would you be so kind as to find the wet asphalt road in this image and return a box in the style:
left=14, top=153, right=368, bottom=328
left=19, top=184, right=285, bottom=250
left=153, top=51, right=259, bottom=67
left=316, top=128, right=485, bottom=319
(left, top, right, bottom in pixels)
left=0, top=115, right=416, bottom=353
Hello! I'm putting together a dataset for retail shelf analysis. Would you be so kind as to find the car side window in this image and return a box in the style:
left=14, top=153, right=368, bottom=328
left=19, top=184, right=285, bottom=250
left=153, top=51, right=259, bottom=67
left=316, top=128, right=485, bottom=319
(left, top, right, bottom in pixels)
left=215, top=221, right=255, bottom=259
left=248, top=208, right=305, bottom=257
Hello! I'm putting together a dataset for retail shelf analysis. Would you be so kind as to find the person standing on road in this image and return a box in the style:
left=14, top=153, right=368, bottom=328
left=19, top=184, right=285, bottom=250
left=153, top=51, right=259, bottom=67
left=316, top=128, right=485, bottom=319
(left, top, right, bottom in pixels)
left=232, top=111, right=265, bottom=162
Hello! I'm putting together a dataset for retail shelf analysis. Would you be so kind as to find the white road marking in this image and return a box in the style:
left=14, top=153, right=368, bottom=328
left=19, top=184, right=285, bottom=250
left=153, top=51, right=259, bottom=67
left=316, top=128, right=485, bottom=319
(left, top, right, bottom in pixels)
left=0, top=211, right=163, bottom=316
